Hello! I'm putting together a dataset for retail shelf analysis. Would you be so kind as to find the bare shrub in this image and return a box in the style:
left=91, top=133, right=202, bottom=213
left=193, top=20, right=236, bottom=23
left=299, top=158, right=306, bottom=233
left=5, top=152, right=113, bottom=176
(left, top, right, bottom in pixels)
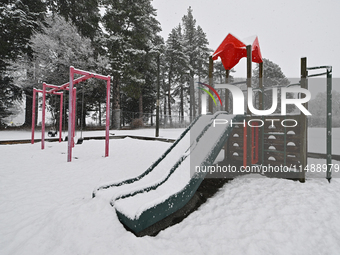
left=131, top=118, right=144, bottom=129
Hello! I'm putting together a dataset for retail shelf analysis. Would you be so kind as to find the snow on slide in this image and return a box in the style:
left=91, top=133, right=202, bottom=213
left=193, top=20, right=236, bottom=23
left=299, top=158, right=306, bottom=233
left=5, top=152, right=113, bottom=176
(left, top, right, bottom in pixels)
left=93, top=112, right=242, bottom=234
left=114, top=113, right=236, bottom=220
left=93, top=113, right=221, bottom=202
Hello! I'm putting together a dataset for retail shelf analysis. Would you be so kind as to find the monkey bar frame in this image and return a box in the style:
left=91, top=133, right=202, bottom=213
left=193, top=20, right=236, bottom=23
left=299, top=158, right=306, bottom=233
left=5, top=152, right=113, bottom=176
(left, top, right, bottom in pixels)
left=31, top=66, right=111, bottom=162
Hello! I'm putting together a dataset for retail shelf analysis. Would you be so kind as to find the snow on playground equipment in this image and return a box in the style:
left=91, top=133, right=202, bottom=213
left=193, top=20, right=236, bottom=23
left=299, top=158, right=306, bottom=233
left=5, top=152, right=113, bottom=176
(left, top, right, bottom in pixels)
left=208, top=34, right=334, bottom=182
left=94, top=112, right=244, bottom=235
left=93, top=34, right=263, bottom=236
left=94, top=33, right=334, bottom=236
left=31, top=67, right=111, bottom=162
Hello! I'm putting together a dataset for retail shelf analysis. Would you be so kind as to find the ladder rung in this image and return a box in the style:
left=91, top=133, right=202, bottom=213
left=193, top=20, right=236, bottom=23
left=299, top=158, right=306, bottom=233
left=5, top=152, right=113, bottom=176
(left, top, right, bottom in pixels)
left=264, top=149, right=286, bottom=154
left=264, top=133, right=285, bottom=135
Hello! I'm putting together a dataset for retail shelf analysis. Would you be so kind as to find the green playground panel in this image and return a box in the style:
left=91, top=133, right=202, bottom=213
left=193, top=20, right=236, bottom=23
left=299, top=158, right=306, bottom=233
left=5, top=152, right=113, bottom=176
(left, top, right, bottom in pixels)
left=115, top=115, right=245, bottom=234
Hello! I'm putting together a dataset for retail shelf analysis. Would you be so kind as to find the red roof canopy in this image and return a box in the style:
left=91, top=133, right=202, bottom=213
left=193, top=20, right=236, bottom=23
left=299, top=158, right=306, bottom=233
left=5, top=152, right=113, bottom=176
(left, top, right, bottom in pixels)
left=212, top=33, right=263, bottom=70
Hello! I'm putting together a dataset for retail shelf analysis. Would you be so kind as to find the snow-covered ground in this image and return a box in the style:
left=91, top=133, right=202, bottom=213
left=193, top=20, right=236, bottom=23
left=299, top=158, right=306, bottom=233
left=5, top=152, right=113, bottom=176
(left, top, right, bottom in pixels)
left=0, top=127, right=340, bottom=255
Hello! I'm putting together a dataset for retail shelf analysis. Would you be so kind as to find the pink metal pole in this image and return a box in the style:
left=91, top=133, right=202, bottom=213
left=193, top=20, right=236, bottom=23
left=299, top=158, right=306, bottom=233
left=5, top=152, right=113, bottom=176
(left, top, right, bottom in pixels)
left=59, top=93, right=63, bottom=143
left=67, top=67, right=74, bottom=162
left=42, top=83, right=46, bottom=150
left=72, top=88, right=77, bottom=147
left=73, top=68, right=108, bottom=80
left=105, top=76, right=111, bottom=157
left=31, top=88, right=36, bottom=144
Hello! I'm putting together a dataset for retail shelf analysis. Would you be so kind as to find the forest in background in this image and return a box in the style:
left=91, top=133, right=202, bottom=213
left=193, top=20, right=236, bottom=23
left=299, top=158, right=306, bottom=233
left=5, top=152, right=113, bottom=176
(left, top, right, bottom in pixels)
left=1, top=0, right=337, bottom=129
left=0, top=0, right=213, bottom=129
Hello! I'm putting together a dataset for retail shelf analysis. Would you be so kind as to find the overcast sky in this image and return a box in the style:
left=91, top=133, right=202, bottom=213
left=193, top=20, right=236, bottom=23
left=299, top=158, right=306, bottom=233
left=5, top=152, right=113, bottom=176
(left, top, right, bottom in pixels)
left=152, top=0, right=340, bottom=97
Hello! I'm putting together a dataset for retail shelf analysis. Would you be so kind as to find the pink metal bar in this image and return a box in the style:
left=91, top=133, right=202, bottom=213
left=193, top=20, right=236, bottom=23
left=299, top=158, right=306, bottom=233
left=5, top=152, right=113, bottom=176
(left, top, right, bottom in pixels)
left=44, top=75, right=90, bottom=94
left=59, top=93, right=63, bottom=143
left=58, top=74, right=91, bottom=90
left=105, top=76, right=111, bottom=157
left=31, top=88, right=36, bottom=144
left=36, top=66, right=112, bottom=162
left=74, top=68, right=110, bottom=81
left=36, top=89, right=55, bottom=94
left=46, top=84, right=61, bottom=89
left=52, top=92, right=63, bottom=96
left=41, top=83, right=46, bottom=150
left=73, top=74, right=93, bottom=85
left=67, top=67, right=74, bottom=162
left=72, top=88, right=77, bottom=147
left=32, top=89, right=64, bottom=144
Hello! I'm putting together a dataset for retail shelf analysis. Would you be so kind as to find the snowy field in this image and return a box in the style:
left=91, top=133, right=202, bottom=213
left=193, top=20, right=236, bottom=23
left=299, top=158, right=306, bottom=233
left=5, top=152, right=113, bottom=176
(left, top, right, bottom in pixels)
left=1, top=127, right=340, bottom=255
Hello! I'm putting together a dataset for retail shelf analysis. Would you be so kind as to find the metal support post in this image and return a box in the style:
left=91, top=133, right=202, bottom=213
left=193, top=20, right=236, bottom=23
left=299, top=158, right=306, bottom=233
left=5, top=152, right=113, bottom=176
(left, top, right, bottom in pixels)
left=42, top=83, right=46, bottom=150
left=246, top=45, right=252, bottom=167
left=300, top=57, right=308, bottom=182
left=326, top=68, right=332, bottom=181
left=156, top=54, right=160, bottom=137
left=31, top=89, right=36, bottom=144
left=67, top=67, right=74, bottom=162
left=105, top=76, right=111, bottom=157
left=208, top=56, right=214, bottom=113
left=259, top=62, right=264, bottom=164
left=59, top=93, right=63, bottom=143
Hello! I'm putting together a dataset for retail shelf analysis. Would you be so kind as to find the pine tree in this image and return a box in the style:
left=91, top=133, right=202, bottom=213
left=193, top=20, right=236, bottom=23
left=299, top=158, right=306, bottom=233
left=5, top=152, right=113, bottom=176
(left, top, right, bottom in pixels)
left=196, top=25, right=210, bottom=81
left=46, top=0, right=100, bottom=40
left=0, top=0, right=46, bottom=127
left=182, top=6, right=197, bottom=77
left=164, top=25, right=188, bottom=122
left=101, top=0, right=129, bottom=128
left=196, top=25, right=211, bottom=114
left=101, top=0, right=162, bottom=128
left=164, top=7, right=210, bottom=119
left=252, top=58, right=290, bottom=113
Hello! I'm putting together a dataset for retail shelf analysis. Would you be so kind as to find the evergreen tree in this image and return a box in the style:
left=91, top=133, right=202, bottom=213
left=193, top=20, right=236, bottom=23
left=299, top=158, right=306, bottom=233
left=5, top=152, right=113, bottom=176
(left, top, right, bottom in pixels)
left=101, top=0, right=162, bottom=128
left=196, top=25, right=210, bottom=81
left=182, top=6, right=197, bottom=77
left=196, top=25, right=212, bottom=114
left=46, top=0, right=100, bottom=40
left=100, top=0, right=129, bottom=128
left=0, top=0, right=46, bottom=127
left=164, top=7, right=210, bottom=119
left=164, top=25, right=188, bottom=121
left=252, top=58, right=290, bottom=113
left=180, top=7, right=196, bottom=118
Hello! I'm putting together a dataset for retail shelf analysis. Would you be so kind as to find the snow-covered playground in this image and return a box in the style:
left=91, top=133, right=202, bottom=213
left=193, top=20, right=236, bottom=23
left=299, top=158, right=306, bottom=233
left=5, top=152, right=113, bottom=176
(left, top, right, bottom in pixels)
left=0, top=127, right=340, bottom=255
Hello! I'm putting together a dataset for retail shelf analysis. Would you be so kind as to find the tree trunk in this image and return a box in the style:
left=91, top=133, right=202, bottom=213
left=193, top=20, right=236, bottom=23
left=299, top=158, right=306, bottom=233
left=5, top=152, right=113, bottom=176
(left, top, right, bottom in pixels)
left=163, top=77, right=167, bottom=124
left=138, top=87, right=143, bottom=118
left=111, top=77, right=120, bottom=129
left=163, top=96, right=167, bottom=114
left=168, top=74, right=172, bottom=125
left=98, top=101, right=101, bottom=126
left=82, top=101, right=86, bottom=129
left=180, top=81, right=184, bottom=123
left=23, top=87, right=34, bottom=127
left=190, top=76, right=195, bottom=120
left=198, top=66, right=201, bottom=115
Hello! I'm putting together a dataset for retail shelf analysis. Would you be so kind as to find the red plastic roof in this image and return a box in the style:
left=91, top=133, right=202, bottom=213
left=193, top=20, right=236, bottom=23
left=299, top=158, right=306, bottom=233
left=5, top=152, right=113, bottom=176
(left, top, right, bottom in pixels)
left=212, top=33, right=263, bottom=70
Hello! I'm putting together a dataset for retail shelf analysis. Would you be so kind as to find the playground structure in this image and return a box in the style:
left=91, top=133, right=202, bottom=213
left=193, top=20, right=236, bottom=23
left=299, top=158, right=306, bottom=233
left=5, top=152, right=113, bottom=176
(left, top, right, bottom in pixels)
left=31, top=67, right=111, bottom=162
left=93, top=33, right=334, bottom=236
left=207, top=33, right=333, bottom=182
